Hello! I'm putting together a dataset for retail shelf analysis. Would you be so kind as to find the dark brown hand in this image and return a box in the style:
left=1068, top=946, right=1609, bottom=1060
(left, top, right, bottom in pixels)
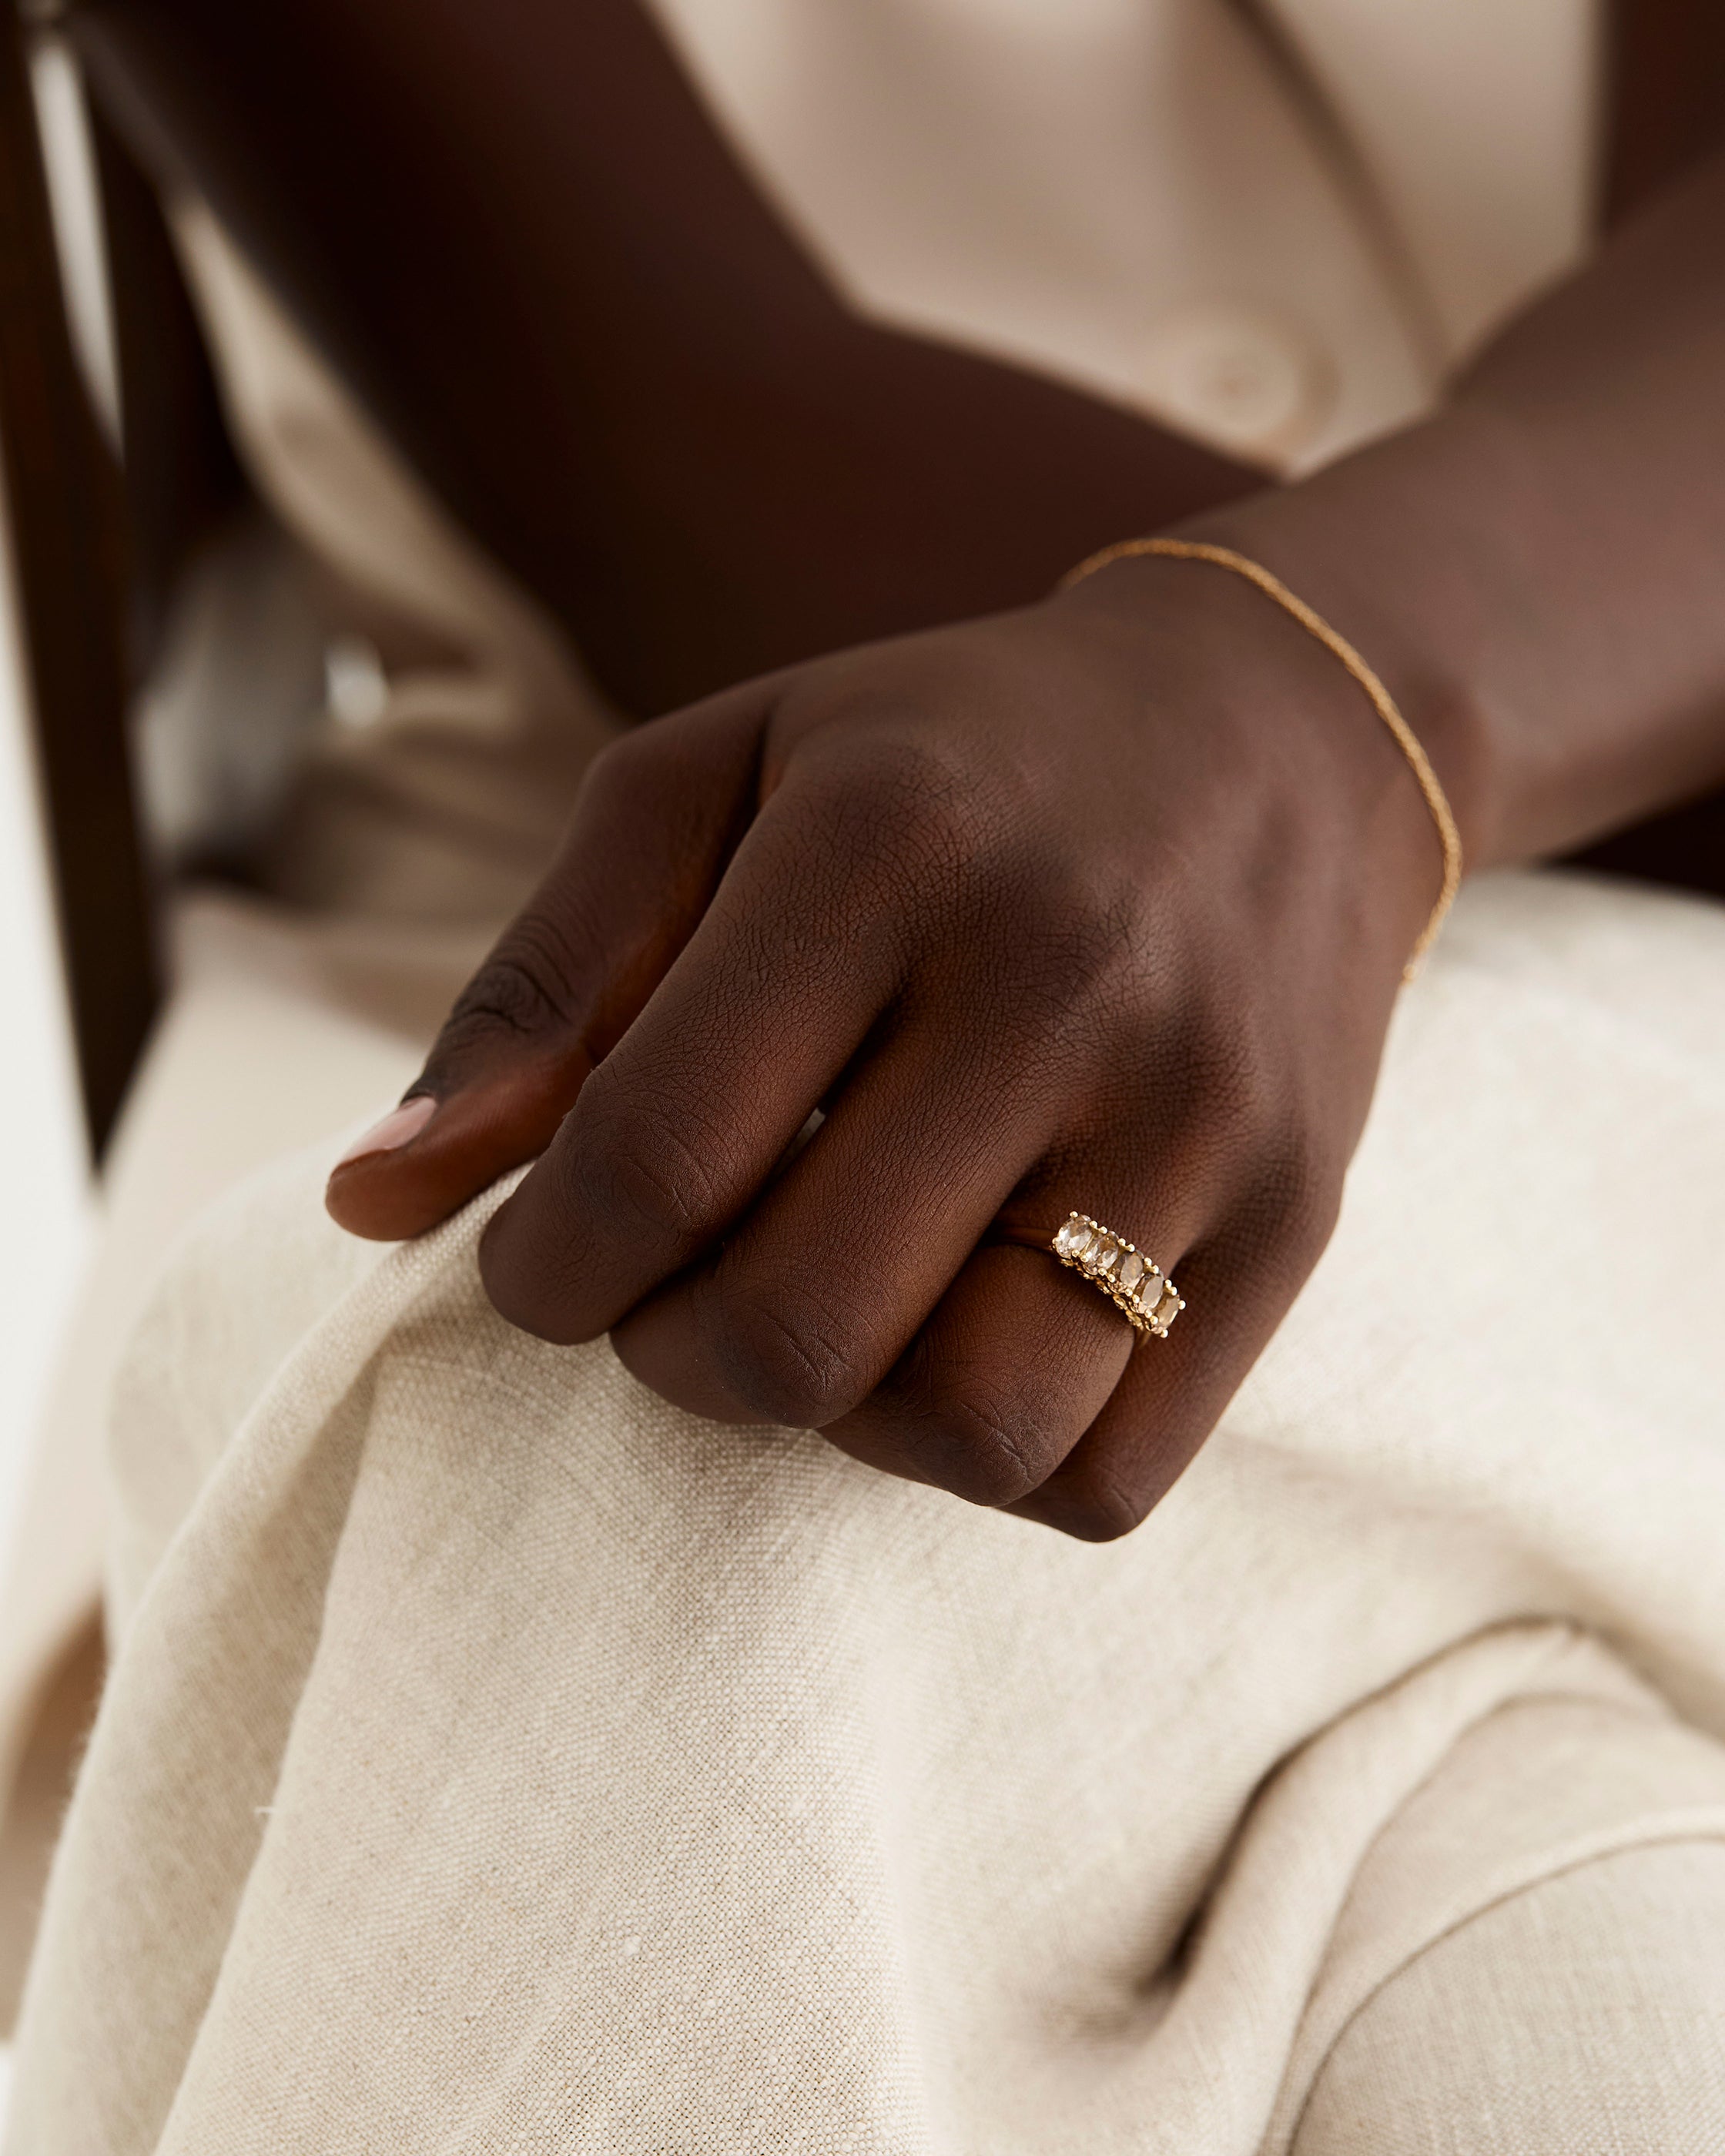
left=330, top=152, right=1725, bottom=1536
left=327, top=559, right=1445, bottom=1537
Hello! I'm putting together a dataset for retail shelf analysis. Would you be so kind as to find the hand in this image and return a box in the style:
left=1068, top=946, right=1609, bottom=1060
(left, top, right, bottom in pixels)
left=327, top=554, right=1447, bottom=1537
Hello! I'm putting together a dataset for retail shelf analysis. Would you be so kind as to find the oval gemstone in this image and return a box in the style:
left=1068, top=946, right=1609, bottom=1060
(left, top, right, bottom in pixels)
left=1117, top=1250, right=1146, bottom=1293
left=1154, top=1284, right=1182, bottom=1328
left=1090, top=1239, right=1120, bottom=1276
left=1054, top=1219, right=1091, bottom=1259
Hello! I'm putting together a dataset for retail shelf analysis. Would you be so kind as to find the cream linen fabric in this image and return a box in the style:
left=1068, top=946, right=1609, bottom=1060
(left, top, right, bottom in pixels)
left=0, top=893, right=482, bottom=2014
left=0, top=203, right=618, bottom=1966
left=1294, top=1840, right=1725, bottom=2151
left=0, top=898, right=437, bottom=1883
left=8, top=869, right=1725, bottom=2153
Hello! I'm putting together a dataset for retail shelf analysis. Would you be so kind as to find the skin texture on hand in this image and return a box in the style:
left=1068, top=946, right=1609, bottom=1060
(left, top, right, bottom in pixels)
left=327, top=143, right=1725, bottom=1538
left=329, top=564, right=1442, bottom=1538
left=82, top=0, right=1725, bottom=1534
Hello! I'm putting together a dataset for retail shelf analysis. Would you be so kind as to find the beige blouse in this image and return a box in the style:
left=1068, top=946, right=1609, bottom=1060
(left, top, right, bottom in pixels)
left=160, top=0, right=1602, bottom=922
left=642, top=0, right=1599, bottom=470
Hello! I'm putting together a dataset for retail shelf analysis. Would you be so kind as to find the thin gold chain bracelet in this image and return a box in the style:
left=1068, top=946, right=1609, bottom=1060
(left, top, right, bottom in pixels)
left=1059, top=536, right=1463, bottom=983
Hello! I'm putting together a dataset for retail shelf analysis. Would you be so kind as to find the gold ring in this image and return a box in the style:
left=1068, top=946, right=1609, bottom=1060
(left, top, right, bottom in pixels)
left=1051, top=1214, right=1184, bottom=1339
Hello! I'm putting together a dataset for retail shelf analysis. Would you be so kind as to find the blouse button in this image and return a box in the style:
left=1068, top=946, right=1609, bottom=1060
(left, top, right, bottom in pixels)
left=1134, top=300, right=1334, bottom=464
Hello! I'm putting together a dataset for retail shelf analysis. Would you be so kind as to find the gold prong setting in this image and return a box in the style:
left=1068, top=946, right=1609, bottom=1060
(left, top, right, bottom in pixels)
left=1051, top=1214, right=1184, bottom=1340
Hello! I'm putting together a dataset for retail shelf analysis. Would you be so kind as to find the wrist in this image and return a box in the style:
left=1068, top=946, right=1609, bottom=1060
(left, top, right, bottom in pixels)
left=1171, top=402, right=1527, bottom=876
left=1050, top=543, right=1459, bottom=983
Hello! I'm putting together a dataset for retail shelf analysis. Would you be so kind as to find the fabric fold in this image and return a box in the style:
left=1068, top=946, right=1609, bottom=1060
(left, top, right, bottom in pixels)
left=8, top=872, right=1725, bottom=2153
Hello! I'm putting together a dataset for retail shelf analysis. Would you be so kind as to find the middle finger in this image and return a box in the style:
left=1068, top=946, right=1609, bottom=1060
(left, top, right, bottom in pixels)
left=608, top=994, right=1067, bottom=1428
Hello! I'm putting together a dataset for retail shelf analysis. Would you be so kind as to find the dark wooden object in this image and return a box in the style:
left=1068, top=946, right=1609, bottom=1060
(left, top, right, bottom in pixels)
left=0, top=5, right=156, bottom=1159
left=91, top=93, right=246, bottom=676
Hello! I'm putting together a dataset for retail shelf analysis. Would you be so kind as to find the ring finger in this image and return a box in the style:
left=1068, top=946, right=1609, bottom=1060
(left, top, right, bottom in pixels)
left=607, top=996, right=1072, bottom=1433
left=822, top=1147, right=1209, bottom=1508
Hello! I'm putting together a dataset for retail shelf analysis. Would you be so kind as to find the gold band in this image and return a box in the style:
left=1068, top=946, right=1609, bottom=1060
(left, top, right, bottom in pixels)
left=1051, top=1214, right=1184, bottom=1340
left=1058, top=536, right=1463, bottom=983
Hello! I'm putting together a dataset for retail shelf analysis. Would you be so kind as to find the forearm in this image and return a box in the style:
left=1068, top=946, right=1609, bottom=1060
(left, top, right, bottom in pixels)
left=1186, top=154, right=1725, bottom=870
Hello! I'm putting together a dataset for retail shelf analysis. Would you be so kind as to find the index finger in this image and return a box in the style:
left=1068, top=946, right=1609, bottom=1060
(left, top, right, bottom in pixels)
left=325, top=683, right=769, bottom=1240
left=475, top=740, right=933, bottom=1342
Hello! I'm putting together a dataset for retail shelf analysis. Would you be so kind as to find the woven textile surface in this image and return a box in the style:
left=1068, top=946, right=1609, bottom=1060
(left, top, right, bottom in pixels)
left=8, top=871, right=1725, bottom=2152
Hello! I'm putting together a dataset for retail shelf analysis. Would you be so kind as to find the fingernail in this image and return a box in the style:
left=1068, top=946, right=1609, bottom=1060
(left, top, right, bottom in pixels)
left=333, top=1094, right=437, bottom=1169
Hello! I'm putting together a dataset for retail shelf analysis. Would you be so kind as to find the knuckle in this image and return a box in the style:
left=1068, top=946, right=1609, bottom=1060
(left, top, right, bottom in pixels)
left=712, top=1277, right=875, bottom=1428
left=765, top=754, right=1004, bottom=978
left=809, top=730, right=995, bottom=873
left=568, top=1076, right=725, bottom=1248
left=435, top=916, right=584, bottom=1063
left=973, top=854, right=1164, bottom=1054
left=477, top=1208, right=587, bottom=1345
left=1036, top=872, right=1151, bottom=1005
left=908, top=1383, right=1050, bottom=1508
left=581, top=723, right=663, bottom=802
left=1043, top=1458, right=1151, bottom=1543
left=874, top=736, right=990, bottom=849
left=444, top=958, right=556, bottom=1046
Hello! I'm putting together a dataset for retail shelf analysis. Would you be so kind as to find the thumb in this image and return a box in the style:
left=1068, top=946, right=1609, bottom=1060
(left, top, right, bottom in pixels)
left=325, top=687, right=768, bottom=1240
